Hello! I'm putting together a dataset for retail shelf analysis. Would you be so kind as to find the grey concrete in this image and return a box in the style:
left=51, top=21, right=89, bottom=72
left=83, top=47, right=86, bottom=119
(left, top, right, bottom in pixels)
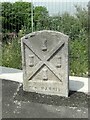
left=3, top=101, right=88, bottom=118
left=21, top=30, right=69, bottom=97
left=2, top=79, right=89, bottom=118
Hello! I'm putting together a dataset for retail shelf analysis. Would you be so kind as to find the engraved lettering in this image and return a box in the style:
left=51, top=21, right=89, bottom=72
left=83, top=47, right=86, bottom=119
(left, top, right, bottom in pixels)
left=42, top=68, right=48, bottom=80
left=29, top=55, right=34, bottom=67
left=34, top=87, right=37, bottom=89
left=53, top=87, right=57, bottom=91
left=58, top=88, right=60, bottom=91
left=49, top=87, right=51, bottom=90
left=56, top=56, right=61, bottom=68
left=32, top=86, right=61, bottom=92
left=41, top=87, right=44, bottom=90
left=45, top=87, right=47, bottom=90
left=55, top=88, right=57, bottom=91
left=42, top=38, right=47, bottom=51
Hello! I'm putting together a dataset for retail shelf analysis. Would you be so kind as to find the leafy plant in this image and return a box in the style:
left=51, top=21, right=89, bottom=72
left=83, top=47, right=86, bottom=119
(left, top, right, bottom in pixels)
left=2, top=38, right=22, bottom=69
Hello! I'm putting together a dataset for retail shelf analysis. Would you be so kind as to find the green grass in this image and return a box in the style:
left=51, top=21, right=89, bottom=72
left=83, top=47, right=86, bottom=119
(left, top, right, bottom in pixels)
left=69, top=38, right=88, bottom=77
left=2, top=38, right=22, bottom=69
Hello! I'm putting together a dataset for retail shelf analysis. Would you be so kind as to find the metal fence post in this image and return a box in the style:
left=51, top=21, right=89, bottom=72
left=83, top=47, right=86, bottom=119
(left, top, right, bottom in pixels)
left=31, top=0, right=33, bottom=32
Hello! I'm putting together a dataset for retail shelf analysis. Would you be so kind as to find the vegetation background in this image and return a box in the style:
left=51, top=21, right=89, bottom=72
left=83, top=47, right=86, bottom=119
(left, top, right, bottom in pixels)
left=0, top=1, right=88, bottom=77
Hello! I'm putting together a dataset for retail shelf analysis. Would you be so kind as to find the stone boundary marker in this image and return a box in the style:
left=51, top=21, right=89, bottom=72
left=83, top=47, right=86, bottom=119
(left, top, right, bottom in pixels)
left=21, top=30, right=69, bottom=97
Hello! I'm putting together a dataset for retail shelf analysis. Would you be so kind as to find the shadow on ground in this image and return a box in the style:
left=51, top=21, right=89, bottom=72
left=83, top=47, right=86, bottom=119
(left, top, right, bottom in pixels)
left=15, top=85, right=88, bottom=108
left=2, top=79, right=89, bottom=118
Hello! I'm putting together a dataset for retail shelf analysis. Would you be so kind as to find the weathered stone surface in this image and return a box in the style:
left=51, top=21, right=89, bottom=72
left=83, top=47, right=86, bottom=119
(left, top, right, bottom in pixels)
left=21, top=30, right=69, bottom=97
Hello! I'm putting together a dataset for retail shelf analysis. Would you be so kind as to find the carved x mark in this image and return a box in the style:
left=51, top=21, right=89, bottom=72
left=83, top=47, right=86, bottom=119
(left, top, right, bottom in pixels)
left=24, top=40, right=65, bottom=81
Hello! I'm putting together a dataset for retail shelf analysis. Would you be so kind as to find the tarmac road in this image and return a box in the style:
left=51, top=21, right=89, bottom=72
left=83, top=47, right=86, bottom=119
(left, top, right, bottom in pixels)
left=1, top=79, right=89, bottom=118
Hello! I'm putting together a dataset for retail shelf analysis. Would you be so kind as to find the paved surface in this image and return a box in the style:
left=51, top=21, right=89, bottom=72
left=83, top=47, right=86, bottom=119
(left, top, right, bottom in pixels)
left=0, top=66, right=89, bottom=93
left=1, top=79, right=89, bottom=118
